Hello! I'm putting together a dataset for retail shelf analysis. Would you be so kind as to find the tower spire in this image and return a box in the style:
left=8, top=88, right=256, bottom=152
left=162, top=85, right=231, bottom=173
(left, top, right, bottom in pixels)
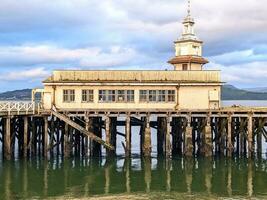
left=187, top=0, right=191, bottom=16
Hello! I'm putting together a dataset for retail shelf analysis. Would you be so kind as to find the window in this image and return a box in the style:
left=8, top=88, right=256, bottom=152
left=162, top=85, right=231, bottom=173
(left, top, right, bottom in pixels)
left=168, top=90, right=175, bottom=102
left=182, top=64, right=188, bottom=71
left=126, top=90, right=135, bottom=102
left=158, top=90, right=166, bottom=102
left=107, top=90, right=116, bottom=102
left=117, top=90, right=126, bottom=102
left=140, top=90, right=148, bottom=102
left=63, top=90, right=75, bottom=102
left=99, top=90, right=107, bottom=102
left=82, top=90, right=94, bottom=102
left=149, top=90, right=157, bottom=102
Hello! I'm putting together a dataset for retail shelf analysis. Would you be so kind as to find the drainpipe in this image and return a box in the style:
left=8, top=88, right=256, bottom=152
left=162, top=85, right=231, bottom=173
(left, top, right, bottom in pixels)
left=175, top=85, right=180, bottom=110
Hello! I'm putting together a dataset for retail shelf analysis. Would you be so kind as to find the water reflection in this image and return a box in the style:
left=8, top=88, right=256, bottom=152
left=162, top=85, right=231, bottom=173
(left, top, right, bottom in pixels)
left=0, top=157, right=267, bottom=199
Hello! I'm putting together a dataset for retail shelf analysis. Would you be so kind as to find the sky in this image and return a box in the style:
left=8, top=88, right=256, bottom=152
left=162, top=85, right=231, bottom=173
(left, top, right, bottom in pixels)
left=0, top=0, right=267, bottom=92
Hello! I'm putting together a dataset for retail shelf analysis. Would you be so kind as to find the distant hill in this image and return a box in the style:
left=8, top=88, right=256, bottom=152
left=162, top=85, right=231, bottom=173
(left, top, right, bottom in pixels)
left=242, top=87, right=267, bottom=93
left=222, top=85, right=267, bottom=100
left=1, top=86, right=267, bottom=101
left=0, top=89, right=32, bottom=101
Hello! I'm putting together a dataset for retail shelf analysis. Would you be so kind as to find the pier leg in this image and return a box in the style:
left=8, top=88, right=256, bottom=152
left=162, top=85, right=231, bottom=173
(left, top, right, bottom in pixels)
left=204, top=117, right=212, bottom=157
left=184, top=116, right=193, bottom=157
left=165, top=116, right=171, bottom=158
left=64, top=122, right=70, bottom=158
left=227, top=115, right=233, bottom=157
left=23, top=116, right=28, bottom=158
left=110, top=117, right=117, bottom=156
left=4, top=116, right=11, bottom=160
left=43, top=117, right=48, bottom=158
left=248, top=115, right=253, bottom=158
left=84, top=116, right=90, bottom=157
left=105, top=116, right=112, bottom=157
left=92, top=117, right=102, bottom=157
left=125, top=115, right=131, bottom=157
left=143, top=115, right=151, bottom=157
left=157, top=117, right=165, bottom=157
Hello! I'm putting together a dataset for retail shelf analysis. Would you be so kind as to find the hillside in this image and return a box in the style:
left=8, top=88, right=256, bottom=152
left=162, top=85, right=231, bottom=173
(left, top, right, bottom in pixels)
left=1, top=86, right=267, bottom=101
left=0, top=89, right=32, bottom=101
left=222, top=85, right=267, bottom=100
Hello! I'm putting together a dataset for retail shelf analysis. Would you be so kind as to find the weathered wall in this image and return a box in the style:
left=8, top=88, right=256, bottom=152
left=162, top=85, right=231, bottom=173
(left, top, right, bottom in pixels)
left=42, top=84, right=221, bottom=110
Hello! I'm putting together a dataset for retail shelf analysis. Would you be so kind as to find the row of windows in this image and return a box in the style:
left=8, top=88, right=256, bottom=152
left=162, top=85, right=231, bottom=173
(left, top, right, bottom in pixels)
left=63, top=90, right=176, bottom=103
left=99, top=90, right=135, bottom=103
left=140, top=90, right=175, bottom=102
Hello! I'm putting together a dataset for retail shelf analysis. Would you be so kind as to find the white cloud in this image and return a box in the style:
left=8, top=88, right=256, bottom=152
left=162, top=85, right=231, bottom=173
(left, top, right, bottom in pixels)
left=0, top=67, right=49, bottom=81
left=0, top=45, right=141, bottom=68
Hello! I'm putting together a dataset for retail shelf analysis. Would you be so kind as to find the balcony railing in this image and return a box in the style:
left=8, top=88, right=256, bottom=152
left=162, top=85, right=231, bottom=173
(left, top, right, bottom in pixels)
left=0, top=101, right=39, bottom=116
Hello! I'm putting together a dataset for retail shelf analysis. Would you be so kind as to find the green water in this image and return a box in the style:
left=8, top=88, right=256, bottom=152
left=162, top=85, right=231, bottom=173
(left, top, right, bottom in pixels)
left=0, top=157, right=267, bottom=199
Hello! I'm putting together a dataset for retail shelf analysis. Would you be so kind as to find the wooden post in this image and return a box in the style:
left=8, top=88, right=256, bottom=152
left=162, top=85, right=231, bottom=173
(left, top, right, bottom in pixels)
left=157, top=117, right=165, bottom=156
left=110, top=117, right=117, bottom=156
left=23, top=116, right=28, bottom=158
left=143, top=115, right=151, bottom=157
left=248, top=115, right=253, bottom=158
left=165, top=116, right=171, bottom=158
left=84, top=116, right=89, bottom=157
left=43, top=117, right=48, bottom=158
left=227, top=115, right=233, bottom=156
left=204, top=116, right=212, bottom=157
left=105, top=116, right=111, bottom=157
left=125, top=115, right=131, bottom=157
left=64, top=122, right=70, bottom=158
left=4, top=116, right=11, bottom=160
left=184, top=115, right=193, bottom=156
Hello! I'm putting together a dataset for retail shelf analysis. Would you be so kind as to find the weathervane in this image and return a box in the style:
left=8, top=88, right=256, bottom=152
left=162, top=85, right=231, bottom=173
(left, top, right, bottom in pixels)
left=187, top=0, right=191, bottom=16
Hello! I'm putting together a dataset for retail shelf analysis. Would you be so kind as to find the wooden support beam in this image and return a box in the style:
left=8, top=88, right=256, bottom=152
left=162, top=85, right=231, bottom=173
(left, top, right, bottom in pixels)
left=105, top=116, right=113, bottom=156
left=51, top=111, right=114, bottom=150
left=157, top=117, right=165, bottom=156
left=165, top=116, right=171, bottom=158
left=227, top=115, right=233, bottom=157
left=64, top=122, right=70, bottom=158
left=43, top=117, right=48, bottom=158
left=23, top=116, right=28, bottom=158
left=143, top=115, right=151, bottom=157
left=184, top=115, right=193, bottom=156
left=4, top=116, right=11, bottom=160
left=204, top=116, right=213, bottom=157
left=125, top=115, right=131, bottom=157
left=248, top=115, right=253, bottom=158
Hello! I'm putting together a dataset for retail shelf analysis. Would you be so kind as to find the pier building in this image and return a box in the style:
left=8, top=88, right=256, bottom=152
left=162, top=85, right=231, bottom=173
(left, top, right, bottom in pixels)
left=41, top=7, right=221, bottom=111
left=0, top=2, right=266, bottom=160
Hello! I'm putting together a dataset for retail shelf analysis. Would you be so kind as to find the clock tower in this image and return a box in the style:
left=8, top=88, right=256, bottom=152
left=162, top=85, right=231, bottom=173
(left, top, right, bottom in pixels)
left=168, top=0, right=209, bottom=70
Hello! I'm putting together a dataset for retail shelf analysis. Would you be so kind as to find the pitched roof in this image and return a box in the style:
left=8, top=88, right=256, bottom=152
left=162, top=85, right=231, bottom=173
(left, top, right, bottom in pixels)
left=168, top=56, right=209, bottom=65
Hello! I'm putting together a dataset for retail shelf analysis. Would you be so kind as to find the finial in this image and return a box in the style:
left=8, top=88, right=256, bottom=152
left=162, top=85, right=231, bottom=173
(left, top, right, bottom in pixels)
left=187, top=0, right=191, bottom=16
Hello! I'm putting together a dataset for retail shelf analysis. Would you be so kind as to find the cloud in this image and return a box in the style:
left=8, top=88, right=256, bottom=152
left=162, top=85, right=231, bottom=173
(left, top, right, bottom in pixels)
left=207, top=61, right=267, bottom=87
left=0, top=45, right=143, bottom=68
left=0, top=67, right=49, bottom=81
left=0, top=0, right=267, bottom=90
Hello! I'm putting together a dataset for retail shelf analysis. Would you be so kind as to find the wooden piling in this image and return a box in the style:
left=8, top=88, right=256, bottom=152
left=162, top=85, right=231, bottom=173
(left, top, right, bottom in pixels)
left=185, top=115, right=193, bottom=156
left=4, top=116, right=11, bottom=160
left=23, top=116, right=28, bottom=158
left=165, top=116, right=171, bottom=157
left=43, top=117, right=48, bottom=158
left=105, top=116, right=112, bottom=156
left=227, top=115, right=233, bottom=156
left=143, top=115, right=151, bottom=157
left=204, top=116, right=212, bottom=157
left=248, top=115, right=253, bottom=158
left=157, top=117, right=165, bottom=156
left=125, top=115, right=131, bottom=157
